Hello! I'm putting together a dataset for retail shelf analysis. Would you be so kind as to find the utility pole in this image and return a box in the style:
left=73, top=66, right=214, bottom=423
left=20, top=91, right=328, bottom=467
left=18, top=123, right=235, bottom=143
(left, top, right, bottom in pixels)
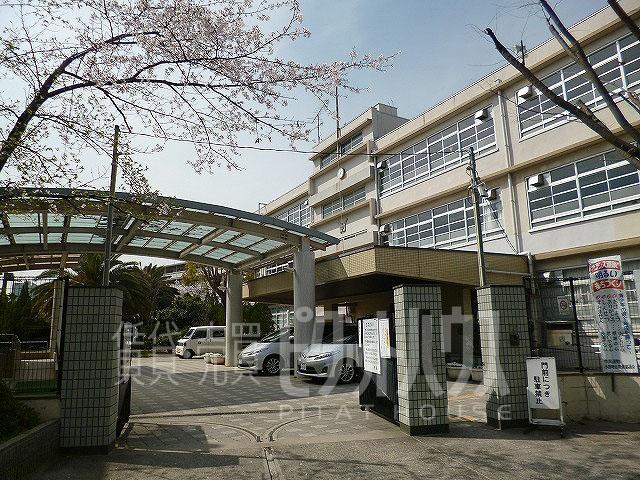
left=102, top=125, right=120, bottom=286
left=516, top=40, right=527, bottom=65
left=469, top=147, right=488, bottom=287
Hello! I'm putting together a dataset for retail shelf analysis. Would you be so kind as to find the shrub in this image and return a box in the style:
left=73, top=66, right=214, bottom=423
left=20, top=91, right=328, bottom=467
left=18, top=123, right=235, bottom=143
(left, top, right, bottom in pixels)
left=0, top=381, right=40, bottom=442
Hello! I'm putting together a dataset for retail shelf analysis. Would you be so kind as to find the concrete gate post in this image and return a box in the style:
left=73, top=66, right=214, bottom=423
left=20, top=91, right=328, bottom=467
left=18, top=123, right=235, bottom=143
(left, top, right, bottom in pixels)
left=293, top=237, right=315, bottom=372
left=394, top=284, right=448, bottom=435
left=477, top=285, right=531, bottom=429
left=60, top=287, right=123, bottom=452
left=225, top=271, right=243, bottom=367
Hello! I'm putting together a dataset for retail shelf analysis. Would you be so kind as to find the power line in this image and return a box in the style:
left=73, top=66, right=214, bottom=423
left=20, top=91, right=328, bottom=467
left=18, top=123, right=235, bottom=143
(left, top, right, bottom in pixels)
left=123, top=130, right=471, bottom=158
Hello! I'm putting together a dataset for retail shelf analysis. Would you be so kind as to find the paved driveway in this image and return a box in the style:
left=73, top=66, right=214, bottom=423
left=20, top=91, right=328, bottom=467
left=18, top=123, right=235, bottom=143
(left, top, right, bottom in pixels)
left=30, top=354, right=640, bottom=480
left=129, top=354, right=360, bottom=415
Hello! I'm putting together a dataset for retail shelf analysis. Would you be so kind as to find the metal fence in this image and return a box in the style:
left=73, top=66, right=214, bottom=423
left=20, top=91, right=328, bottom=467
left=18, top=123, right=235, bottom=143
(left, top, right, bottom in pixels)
left=534, top=273, right=639, bottom=372
left=0, top=273, right=61, bottom=395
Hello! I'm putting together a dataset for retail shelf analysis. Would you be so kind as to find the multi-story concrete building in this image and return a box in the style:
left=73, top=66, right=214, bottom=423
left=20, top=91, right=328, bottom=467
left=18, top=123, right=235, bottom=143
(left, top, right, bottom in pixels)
left=245, top=1, right=640, bottom=353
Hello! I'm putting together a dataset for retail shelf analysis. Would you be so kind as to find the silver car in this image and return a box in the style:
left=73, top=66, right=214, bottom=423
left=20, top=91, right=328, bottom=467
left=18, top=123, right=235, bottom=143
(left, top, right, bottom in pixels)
left=237, top=327, right=294, bottom=375
left=297, top=325, right=360, bottom=383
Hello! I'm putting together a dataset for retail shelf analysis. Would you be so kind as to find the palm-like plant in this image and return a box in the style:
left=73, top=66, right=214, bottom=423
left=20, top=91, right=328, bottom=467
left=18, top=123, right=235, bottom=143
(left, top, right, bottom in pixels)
left=32, top=253, right=148, bottom=324
left=138, top=265, right=178, bottom=326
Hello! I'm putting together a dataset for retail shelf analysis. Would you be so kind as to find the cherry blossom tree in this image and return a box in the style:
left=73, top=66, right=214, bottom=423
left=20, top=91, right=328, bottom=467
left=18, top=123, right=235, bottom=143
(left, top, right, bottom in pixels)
left=0, top=0, right=390, bottom=191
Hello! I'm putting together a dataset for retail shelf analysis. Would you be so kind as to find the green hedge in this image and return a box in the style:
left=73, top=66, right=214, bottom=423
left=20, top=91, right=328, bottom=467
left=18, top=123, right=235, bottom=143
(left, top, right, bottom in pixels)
left=0, top=381, right=40, bottom=443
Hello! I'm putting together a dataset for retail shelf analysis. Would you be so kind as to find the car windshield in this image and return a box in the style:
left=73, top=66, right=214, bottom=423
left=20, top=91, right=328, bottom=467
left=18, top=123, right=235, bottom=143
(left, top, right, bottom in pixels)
left=184, top=328, right=196, bottom=339
left=260, top=328, right=292, bottom=343
left=321, top=326, right=357, bottom=344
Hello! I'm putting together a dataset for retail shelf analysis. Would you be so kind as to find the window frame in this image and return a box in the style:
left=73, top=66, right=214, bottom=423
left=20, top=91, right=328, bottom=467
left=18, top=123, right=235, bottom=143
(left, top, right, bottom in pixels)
left=385, top=192, right=504, bottom=250
left=378, top=107, right=497, bottom=197
left=319, top=130, right=364, bottom=169
left=321, top=186, right=367, bottom=219
left=517, top=33, right=640, bottom=139
left=526, top=149, right=640, bottom=230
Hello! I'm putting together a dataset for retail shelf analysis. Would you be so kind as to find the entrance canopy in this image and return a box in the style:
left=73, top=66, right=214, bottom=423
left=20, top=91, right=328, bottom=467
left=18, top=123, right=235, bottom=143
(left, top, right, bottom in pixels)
left=0, top=188, right=338, bottom=273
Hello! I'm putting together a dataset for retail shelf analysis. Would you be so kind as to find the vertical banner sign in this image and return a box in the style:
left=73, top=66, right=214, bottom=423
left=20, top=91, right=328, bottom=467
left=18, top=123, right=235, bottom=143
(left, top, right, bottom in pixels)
left=588, top=255, right=639, bottom=374
left=362, top=318, right=381, bottom=374
left=526, top=357, right=560, bottom=410
left=378, top=319, right=391, bottom=359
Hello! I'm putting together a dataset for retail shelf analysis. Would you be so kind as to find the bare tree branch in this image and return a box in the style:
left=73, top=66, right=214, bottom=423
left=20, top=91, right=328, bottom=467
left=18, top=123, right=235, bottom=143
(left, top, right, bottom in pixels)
left=608, top=0, right=640, bottom=44
left=539, top=0, right=640, bottom=148
left=484, top=27, right=640, bottom=170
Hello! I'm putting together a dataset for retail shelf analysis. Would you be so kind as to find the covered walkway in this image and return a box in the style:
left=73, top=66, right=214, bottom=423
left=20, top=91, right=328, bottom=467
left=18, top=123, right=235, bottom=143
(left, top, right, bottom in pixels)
left=0, top=187, right=338, bottom=364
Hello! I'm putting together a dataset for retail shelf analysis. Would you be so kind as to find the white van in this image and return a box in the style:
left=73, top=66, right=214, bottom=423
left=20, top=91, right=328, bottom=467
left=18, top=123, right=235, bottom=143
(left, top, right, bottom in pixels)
left=175, top=326, right=225, bottom=359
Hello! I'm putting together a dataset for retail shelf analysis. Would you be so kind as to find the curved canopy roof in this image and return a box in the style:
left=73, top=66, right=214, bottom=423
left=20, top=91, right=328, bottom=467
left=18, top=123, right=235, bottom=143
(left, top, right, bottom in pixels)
left=0, top=188, right=338, bottom=273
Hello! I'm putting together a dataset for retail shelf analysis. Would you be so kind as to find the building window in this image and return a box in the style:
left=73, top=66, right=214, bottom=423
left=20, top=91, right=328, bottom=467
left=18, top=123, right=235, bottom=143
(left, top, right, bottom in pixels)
left=518, top=33, right=640, bottom=136
left=385, top=192, right=503, bottom=249
left=274, top=200, right=310, bottom=227
left=321, top=187, right=367, bottom=218
left=378, top=107, right=496, bottom=196
left=319, top=130, right=364, bottom=168
left=526, top=149, right=640, bottom=228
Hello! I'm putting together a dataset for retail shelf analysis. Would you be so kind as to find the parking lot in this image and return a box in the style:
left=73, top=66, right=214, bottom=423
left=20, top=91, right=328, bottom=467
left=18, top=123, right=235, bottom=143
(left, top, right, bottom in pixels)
left=31, top=354, right=640, bottom=480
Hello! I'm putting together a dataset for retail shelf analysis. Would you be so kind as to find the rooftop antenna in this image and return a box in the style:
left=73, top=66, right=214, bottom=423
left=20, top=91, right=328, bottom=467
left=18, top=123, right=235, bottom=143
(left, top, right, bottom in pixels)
left=335, top=86, right=341, bottom=144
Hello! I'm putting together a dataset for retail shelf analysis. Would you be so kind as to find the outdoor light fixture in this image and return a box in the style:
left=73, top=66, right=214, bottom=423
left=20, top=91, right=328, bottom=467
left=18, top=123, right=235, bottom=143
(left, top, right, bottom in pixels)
left=528, top=173, right=545, bottom=188
left=485, top=187, right=499, bottom=201
left=474, top=108, right=490, bottom=122
left=518, top=85, right=534, bottom=99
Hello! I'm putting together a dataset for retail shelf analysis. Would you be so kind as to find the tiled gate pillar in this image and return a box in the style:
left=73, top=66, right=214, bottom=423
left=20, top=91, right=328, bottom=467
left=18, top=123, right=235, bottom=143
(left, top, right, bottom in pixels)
left=60, top=287, right=123, bottom=452
left=477, top=285, right=530, bottom=429
left=394, top=285, right=448, bottom=435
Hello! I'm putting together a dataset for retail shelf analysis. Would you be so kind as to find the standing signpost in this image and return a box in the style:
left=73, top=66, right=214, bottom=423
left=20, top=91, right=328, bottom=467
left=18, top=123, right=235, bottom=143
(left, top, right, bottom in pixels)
left=588, top=255, right=638, bottom=374
left=526, top=357, right=564, bottom=434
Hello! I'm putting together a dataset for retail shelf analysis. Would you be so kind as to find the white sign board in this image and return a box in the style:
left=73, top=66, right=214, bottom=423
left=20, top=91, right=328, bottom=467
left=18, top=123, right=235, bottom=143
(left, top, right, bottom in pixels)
left=526, top=357, right=560, bottom=410
left=378, top=319, right=391, bottom=359
left=362, top=318, right=381, bottom=374
left=588, top=255, right=639, bottom=374
left=556, top=296, right=571, bottom=316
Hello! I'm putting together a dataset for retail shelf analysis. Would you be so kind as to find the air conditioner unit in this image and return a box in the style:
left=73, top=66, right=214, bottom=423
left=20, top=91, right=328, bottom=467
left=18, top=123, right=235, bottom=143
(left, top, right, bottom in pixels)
left=379, top=224, right=390, bottom=235
left=475, top=108, right=490, bottom=122
left=518, top=85, right=535, bottom=99
left=486, top=187, right=499, bottom=201
left=528, top=174, right=545, bottom=189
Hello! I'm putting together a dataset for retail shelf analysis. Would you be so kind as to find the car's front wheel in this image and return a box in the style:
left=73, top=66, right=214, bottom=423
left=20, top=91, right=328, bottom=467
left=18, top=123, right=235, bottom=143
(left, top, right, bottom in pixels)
left=263, top=355, right=282, bottom=375
left=182, top=349, right=194, bottom=359
left=336, top=359, right=357, bottom=383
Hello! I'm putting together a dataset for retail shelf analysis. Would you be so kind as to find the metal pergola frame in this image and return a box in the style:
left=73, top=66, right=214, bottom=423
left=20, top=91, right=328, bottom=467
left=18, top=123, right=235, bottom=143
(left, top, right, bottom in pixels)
left=0, top=188, right=338, bottom=273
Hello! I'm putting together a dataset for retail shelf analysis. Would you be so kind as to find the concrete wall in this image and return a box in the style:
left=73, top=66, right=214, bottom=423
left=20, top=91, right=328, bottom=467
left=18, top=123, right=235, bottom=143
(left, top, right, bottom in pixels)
left=559, top=373, right=640, bottom=423
left=0, top=420, right=59, bottom=479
